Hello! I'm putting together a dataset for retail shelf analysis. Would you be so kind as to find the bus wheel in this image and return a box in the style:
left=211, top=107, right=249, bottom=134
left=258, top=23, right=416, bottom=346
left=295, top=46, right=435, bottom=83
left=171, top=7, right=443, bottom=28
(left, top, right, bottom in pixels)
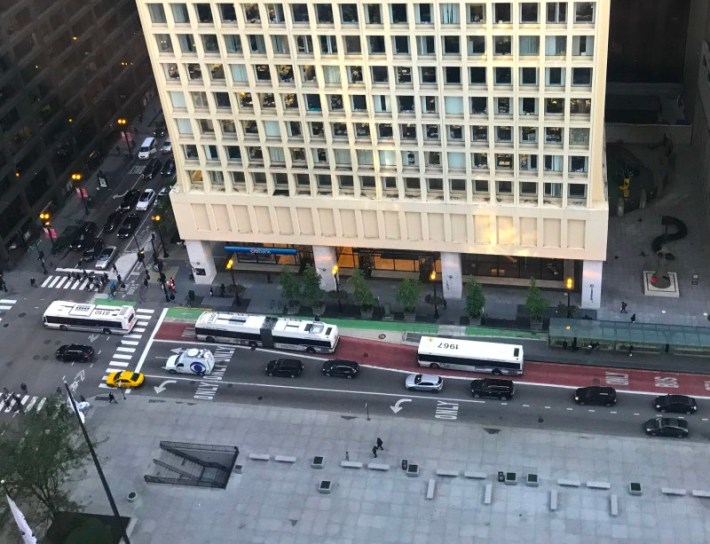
left=492, top=369, right=502, bottom=376
left=306, top=347, right=315, bottom=354
left=60, top=325, right=68, bottom=331
left=430, top=363, right=440, bottom=369
left=103, top=328, right=112, bottom=335
left=248, top=341, right=258, bottom=349
left=206, top=336, right=216, bottom=343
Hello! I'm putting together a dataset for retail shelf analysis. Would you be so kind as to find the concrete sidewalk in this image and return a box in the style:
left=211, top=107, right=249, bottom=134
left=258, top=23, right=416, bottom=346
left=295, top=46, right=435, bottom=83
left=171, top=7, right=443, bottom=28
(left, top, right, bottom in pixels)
left=72, top=396, right=710, bottom=544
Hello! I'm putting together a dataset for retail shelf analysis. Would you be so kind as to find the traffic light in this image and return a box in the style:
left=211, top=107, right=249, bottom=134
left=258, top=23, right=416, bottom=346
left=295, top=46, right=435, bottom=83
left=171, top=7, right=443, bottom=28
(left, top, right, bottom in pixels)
left=137, top=250, right=145, bottom=263
left=39, top=211, right=51, bottom=226
left=226, top=258, right=234, bottom=270
left=565, top=277, right=574, bottom=291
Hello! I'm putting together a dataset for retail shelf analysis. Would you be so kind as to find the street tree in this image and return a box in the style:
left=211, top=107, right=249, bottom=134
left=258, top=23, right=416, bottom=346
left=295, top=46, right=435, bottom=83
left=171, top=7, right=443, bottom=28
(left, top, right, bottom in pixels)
left=300, top=264, right=325, bottom=308
left=279, top=268, right=302, bottom=308
left=525, top=278, right=548, bottom=325
left=0, top=397, right=90, bottom=525
left=464, top=281, right=486, bottom=320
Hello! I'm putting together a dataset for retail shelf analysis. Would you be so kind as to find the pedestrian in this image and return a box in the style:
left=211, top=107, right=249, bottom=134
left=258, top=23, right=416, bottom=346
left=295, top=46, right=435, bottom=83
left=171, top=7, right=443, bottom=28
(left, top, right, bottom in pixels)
left=219, top=283, right=226, bottom=297
left=30, top=277, right=36, bottom=287
left=20, top=383, right=27, bottom=394
left=108, top=392, right=117, bottom=404
left=376, top=437, right=384, bottom=451
left=371, top=446, right=378, bottom=458
left=628, top=345, right=634, bottom=357
left=345, top=451, right=349, bottom=461
left=620, top=301, right=628, bottom=314
left=56, top=387, right=62, bottom=396
left=0, top=280, right=7, bottom=292
left=2, top=386, right=8, bottom=396
left=209, top=287, right=214, bottom=297
left=143, top=277, right=149, bottom=288
left=266, top=272, right=272, bottom=284
left=630, top=313, right=636, bottom=324
left=79, top=395, right=86, bottom=402
left=14, top=394, right=23, bottom=413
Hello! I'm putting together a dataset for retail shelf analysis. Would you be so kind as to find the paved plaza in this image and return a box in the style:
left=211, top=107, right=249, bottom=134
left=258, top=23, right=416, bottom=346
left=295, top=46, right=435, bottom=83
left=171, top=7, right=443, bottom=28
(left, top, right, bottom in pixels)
left=72, top=396, right=710, bottom=544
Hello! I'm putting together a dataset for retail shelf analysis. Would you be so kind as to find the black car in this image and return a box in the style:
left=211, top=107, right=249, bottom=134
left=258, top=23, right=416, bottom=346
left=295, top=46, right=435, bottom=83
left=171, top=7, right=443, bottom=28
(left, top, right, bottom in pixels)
left=574, top=386, right=617, bottom=406
left=644, top=416, right=689, bottom=438
left=80, top=238, right=104, bottom=262
left=103, top=210, right=125, bottom=233
left=266, top=358, right=304, bottom=378
left=160, top=158, right=175, bottom=177
left=470, top=378, right=515, bottom=400
left=321, top=359, right=359, bottom=379
left=117, top=213, right=140, bottom=238
left=141, top=158, right=162, bottom=181
left=653, top=394, right=697, bottom=414
left=119, top=190, right=141, bottom=212
left=55, top=344, right=95, bottom=363
left=153, top=123, right=166, bottom=138
left=69, top=222, right=98, bottom=250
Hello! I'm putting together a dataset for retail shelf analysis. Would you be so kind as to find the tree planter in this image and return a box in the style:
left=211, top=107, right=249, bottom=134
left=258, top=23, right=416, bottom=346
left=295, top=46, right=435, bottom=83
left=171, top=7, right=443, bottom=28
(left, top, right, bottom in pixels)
left=311, top=303, right=326, bottom=316
left=286, top=302, right=300, bottom=315
left=360, top=306, right=374, bottom=319
left=403, top=311, right=416, bottom=323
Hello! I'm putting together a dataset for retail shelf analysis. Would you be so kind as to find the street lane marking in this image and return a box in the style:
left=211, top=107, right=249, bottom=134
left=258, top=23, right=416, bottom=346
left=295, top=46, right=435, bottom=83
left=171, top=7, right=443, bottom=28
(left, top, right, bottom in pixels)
left=566, top=407, right=573, bottom=411
left=110, top=361, right=129, bottom=367
left=116, top=347, right=136, bottom=353
left=544, top=406, right=551, bottom=409
left=136, top=309, right=155, bottom=314
left=134, top=308, right=169, bottom=374
left=121, top=340, right=139, bottom=346
left=125, top=334, right=142, bottom=339
left=0, top=305, right=12, bottom=311
left=112, top=354, right=133, bottom=360
left=48, top=276, right=62, bottom=288
left=522, top=404, right=530, bottom=407
left=134, top=327, right=146, bottom=333
left=0, top=299, right=17, bottom=304
left=41, top=277, right=53, bottom=287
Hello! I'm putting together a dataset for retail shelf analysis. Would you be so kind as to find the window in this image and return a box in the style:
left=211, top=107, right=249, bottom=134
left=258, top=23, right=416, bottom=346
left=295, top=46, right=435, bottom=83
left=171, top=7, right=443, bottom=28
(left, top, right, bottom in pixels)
left=472, top=125, right=487, bottom=142
left=292, top=146, right=306, bottom=161
left=244, top=4, right=260, bottom=22
left=266, top=4, right=285, bottom=23
left=545, top=98, right=564, bottom=114
left=394, top=36, right=410, bottom=54
left=378, top=124, right=394, bottom=138
left=156, top=34, right=173, bottom=53
left=545, top=36, right=566, bottom=56
left=417, top=36, right=436, bottom=55
left=311, top=122, right=324, bottom=136
left=369, top=35, right=386, bottom=54
left=171, top=3, right=190, bottom=23
left=573, top=36, right=594, bottom=56
left=398, top=96, right=415, bottom=112
left=291, top=3, right=309, bottom=22
left=450, top=179, right=466, bottom=194
left=569, top=184, right=587, bottom=198
left=521, top=97, right=536, bottom=115
left=495, top=67, right=511, bottom=85
left=218, top=3, right=237, bottom=22
left=329, top=94, right=344, bottom=111
left=468, top=36, right=485, bottom=54
left=440, top=3, right=460, bottom=24
left=302, top=65, right=317, bottom=82
left=332, top=123, right=348, bottom=137
left=296, top=35, right=313, bottom=53
left=269, top=147, right=286, bottom=163
left=344, top=36, right=362, bottom=54
left=519, top=36, right=539, bottom=55
left=519, top=155, right=538, bottom=171
left=569, top=127, right=590, bottom=146
left=355, top=123, right=370, bottom=136
left=468, top=3, right=485, bottom=22
left=521, top=127, right=537, bottom=143
left=365, top=4, right=382, bottom=23
left=445, top=67, right=461, bottom=84
left=421, top=67, right=437, bottom=83
left=283, top=93, right=299, bottom=109
left=521, top=3, right=538, bottom=22
left=448, top=152, right=466, bottom=169
left=272, top=36, right=289, bottom=54
left=238, top=92, right=253, bottom=108
left=572, top=68, right=592, bottom=85
left=448, top=125, right=463, bottom=140
left=288, top=122, right=302, bottom=136
left=428, top=178, right=443, bottom=192
left=473, top=153, right=488, bottom=168
left=249, top=35, right=266, bottom=53
left=400, top=124, right=416, bottom=139
left=339, top=176, right=354, bottom=190
left=521, top=67, right=537, bottom=85
left=494, top=3, right=511, bottom=22
left=397, top=67, right=412, bottom=83
left=423, top=96, right=437, bottom=113
left=195, top=3, right=214, bottom=23
left=425, top=124, right=439, bottom=139
left=371, top=66, right=388, bottom=83
left=178, top=34, right=197, bottom=53
left=494, top=36, right=511, bottom=55
left=544, top=182, right=562, bottom=197
left=277, top=65, right=295, bottom=82
left=496, top=126, right=512, bottom=142
left=340, top=4, right=358, bottom=23
left=375, top=95, right=391, bottom=112
left=148, top=4, right=167, bottom=23
left=569, top=156, right=588, bottom=173
left=426, top=152, right=440, bottom=165
left=469, top=67, right=486, bottom=84
left=496, top=154, right=513, bottom=169
left=379, top=149, right=396, bottom=164
left=444, top=36, right=460, bottom=54
left=416, top=4, right=432, bottom=23
left=391, top=4, right=407, bottom=23
left=547, top=2, right=566, bottom=23
left=224, top=35, right=242, bottom=53
left=243, top=120, right=259, bottom=135
left=187, top=63, right=202, bottom=80
left=321, top=36, right=338, bottom=54
left=191, top=91, right=209, bottom=109
left=497, top=181, right=512, bottom=194
left=306, top=94, right=322, bottom=111
left=255, top=65, right=271, bottom=81
left=226, top=146, right=242, bottom=160
left=575, top=2, right=594, bottom=22
left=474, top=179, right=489, bottom=193
left=352, top=95, right=367, bottom=111
left=544, top=155, right=563, bottom=172
left=260, top=93, right=276, bottom=108
left=470, top=97, right=487, bottom=114
left=545, top=127, right=562, bottom=143
left=199, top=119, right=215, bottom=134
left=361, top=175, right=376, bottom=188
left=263, top=121, right=280, bottom=137
left=546, top=67, right=564, bottom=86
left=349, top=66, right=363, bottom=83
left=570, top=98, right=591, bottom=114
left=316, top=4, right=333, bottom=23
left=445, top=97, right=464, bottom=114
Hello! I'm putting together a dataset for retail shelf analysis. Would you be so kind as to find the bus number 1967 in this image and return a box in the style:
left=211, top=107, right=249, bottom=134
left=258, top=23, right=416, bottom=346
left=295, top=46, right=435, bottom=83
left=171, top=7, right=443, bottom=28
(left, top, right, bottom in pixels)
left=438, top=342, right=459, bottom=350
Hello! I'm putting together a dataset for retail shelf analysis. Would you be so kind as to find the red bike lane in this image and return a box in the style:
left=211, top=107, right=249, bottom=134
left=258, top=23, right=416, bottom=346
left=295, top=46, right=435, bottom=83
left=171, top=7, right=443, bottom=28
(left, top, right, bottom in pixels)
left=155, top=321, right=710, bottom=397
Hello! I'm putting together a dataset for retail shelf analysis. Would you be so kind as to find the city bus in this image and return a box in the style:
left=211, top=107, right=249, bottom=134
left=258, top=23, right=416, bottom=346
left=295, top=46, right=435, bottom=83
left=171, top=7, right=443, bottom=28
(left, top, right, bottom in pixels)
left=194, top=312, right=339, bottom=353
left=417, top=336, right=524, bottom=375
left=42, top=301, right=137, bottom=335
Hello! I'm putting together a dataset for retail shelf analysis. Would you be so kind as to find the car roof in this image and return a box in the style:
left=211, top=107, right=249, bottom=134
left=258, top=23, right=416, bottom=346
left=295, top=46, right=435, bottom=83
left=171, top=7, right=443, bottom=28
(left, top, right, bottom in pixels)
left=660, top=394, right=692, bottom=402
left=474, top=378, right=513, bottom=386
left=276, top=359, right=302, bottom=367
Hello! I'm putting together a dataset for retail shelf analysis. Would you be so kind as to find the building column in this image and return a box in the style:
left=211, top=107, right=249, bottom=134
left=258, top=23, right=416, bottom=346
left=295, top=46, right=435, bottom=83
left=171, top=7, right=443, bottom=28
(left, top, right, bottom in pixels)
left=185, top=240, right=217, bottom=285
left=312, top=245, right=337, bottom=291
left=581, top=260, right=603, bottom=310
left=440, top=252, right=463, bottom=300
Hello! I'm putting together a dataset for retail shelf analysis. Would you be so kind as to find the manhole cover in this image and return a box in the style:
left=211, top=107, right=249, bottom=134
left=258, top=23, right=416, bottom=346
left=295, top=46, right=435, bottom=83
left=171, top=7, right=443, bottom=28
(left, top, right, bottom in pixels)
left=378, top=333, right=386, bottom=339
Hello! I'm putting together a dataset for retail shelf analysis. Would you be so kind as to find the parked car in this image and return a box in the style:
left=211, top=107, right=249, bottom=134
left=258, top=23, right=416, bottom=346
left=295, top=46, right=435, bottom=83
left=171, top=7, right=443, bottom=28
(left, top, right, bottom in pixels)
left=157, top=185, right=170, bottom=201
left=80, top=238, right=104, bottom=262
left=160, top=158, right=175, bottom=176
left=69, top=222, right=98, bottom=251
left=117, top=213, right=140, bottom=238
left=266, top=358, right=304, bottom=378
left=161, top=139, right=172, bottom=154
left=653, top=394, right=697, bottom=414
left=135, top=189, right=156, bottom=211
left=153, top=123, right=166, bottom=138
left=470, top=378, right=515, bottom=400
left=573, top=386, right=617, bottom=407
left=103, top=211, right=125, bottom=233
left=141, top=158, right=162, bottom=181
left=95, top=246, right=118, bottom=270
left=56, top=344, right=95, bottom=363
left=106, top=371, right=144, bottom=388
left=119, top=190, right=141, bottom=212
left=643, top=416, right=689, bottom=438
left=321, top=360, right=359, bottom=379
left=405, top=373, right=443, bottom=392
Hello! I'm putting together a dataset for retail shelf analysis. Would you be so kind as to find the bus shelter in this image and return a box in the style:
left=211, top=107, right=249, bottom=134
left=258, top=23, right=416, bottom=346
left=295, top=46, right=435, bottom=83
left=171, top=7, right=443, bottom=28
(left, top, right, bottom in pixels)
left=548, top=318, right=710, bottom=356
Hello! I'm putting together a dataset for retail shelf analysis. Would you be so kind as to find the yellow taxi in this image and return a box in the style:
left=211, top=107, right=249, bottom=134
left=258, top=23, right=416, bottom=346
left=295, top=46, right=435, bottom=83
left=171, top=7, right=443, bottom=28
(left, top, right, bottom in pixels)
left=106, top=371, right=145, bottom=389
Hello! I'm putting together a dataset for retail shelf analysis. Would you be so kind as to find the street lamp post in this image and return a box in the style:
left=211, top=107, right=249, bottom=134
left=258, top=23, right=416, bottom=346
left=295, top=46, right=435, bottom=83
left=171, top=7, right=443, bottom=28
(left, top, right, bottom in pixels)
left=332, top=264, right=342, bottom=313
left=565, top=277, right=574, bottom=318
left=430, top=270, right=439, bottom=320
left=151, top=213, right=169, bottom=258
left=226, top=258, right=240, bottom=306
left=117, top=117, right=131, bottom=156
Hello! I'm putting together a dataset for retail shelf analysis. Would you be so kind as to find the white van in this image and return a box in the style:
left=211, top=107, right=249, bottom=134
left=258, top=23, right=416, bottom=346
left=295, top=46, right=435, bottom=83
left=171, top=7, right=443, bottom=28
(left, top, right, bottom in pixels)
left=165, top=348, right=215, bottom=376
left=137, top=137, right=157, bottom=160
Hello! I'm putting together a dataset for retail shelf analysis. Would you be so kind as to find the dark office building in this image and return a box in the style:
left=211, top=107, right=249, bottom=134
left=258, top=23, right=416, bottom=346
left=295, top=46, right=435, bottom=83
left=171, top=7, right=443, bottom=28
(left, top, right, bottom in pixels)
left=0, top=0, right=152, bottom=263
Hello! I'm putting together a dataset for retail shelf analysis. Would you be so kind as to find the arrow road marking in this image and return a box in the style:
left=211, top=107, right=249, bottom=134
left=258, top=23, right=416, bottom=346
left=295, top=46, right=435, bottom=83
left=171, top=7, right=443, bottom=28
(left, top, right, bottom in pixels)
left=112, top=190, right=129, bottom=199
left=390, top=398, right=412, bottom=414
left=153, top=380, right=177, bottom=394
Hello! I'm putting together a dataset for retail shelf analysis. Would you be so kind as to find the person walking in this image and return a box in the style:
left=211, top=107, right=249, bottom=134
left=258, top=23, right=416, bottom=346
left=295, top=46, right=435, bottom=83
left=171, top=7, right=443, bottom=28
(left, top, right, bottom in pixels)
left=376, top=437, right=384, bottom=451
left=30, top=277, right=36, bottom=287
left=20, top=383, right=27, bottom=395
left=630, top=313, right=636, bottom=324
left=219, top=283, right=226, bottom=297
left=345, top=451, right=349, bottom=461
left=108, top=392, right=117, bottom=404
left=371, top=446, right=378, bottom=458
left=620, top=301, right=628, bottom=314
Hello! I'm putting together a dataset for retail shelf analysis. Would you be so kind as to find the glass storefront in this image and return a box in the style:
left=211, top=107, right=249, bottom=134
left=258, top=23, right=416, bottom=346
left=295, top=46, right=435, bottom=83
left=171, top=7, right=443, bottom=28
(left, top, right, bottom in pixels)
left=461, top=254, right=564, bottom=281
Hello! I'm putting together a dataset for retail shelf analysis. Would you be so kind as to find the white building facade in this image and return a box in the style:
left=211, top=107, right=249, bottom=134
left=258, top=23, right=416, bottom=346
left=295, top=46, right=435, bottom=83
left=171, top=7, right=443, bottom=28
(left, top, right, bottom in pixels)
left=136, top=0, right=609, bottom=308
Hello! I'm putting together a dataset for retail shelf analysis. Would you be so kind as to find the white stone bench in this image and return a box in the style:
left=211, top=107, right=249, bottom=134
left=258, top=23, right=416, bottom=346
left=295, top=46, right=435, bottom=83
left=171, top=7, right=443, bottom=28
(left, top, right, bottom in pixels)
left=463, top=471, right=487, bottom=480
left=426, top=479, right=436, bottom=500
left=587, top=481, right=611, bottom=490
left=274, top=455, right=296, bottom=463
left=340, top=461, right=363, bottom=469
left=367, top=463, right=390, bottom=471
left=483, top=483, right=493, bottom=505
left=549, top=490, right=558, bottom=511
left=692, top=490, right=710, bottom=498
left=249, top=454, right=271, bottom=461
left=610, top=494, right=619, bottom=516
left=436, top=469, right=459, bottom=478
left=557, top=479, right=581, bottom=487
left=661, top=488, right=686, bottom=496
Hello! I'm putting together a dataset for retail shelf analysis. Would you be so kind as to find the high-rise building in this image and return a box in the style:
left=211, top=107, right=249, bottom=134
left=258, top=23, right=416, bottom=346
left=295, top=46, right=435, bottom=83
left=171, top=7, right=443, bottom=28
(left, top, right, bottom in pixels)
left=137, top=0, right=609, bottom=306
left=0, top=0, right=153, bottom=263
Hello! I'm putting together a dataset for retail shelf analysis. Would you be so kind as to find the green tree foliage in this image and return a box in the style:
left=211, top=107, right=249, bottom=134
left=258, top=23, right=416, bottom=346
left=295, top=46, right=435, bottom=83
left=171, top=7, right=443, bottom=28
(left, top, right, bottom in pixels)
left=279, top=268, right=301, bottom=305
left=396, top=278, right=421, bottom=312
left=464, top=281, right=486, bottom=319
left=0, top=397, right=90, bottom=525
left=348, top=269, right=375, bottom=309
left=525, top=278, right=548, bottom=321
left=300, top=264, right=324, bottom=307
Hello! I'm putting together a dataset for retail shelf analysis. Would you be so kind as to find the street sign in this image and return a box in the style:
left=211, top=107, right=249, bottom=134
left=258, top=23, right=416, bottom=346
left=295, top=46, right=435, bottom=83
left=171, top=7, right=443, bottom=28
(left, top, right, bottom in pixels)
left=97, top=173, right=108, bottom=189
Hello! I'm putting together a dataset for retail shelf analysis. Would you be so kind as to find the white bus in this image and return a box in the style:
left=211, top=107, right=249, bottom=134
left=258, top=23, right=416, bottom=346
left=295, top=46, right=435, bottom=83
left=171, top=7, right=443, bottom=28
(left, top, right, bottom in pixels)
left=194, top=312, right=339, bottom=353
left=42, top=301, right=137, bottom=335
left=417, top=336, right=524, bottom=376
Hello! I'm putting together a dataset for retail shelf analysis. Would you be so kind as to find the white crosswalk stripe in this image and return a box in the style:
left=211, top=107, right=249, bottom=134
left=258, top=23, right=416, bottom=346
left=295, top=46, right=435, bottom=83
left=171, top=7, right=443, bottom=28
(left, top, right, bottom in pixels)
left=109, top=361, right=129, bottom=367
left=0, top=298, right=16, bottom=322
left=37, top=275, right=105, bottom=290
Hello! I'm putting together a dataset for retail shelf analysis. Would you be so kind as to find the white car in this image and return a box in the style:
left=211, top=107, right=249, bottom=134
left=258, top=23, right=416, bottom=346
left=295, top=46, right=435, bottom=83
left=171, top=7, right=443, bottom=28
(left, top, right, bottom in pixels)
left=161, top=139, right=172, bottom=153
left=135, top=189, right=156, bottom=211
left=95, top=246, right=118, bottom=270
left=405, top=373, right=443, bottom=392
left=165, top=348, right=215, bottom=376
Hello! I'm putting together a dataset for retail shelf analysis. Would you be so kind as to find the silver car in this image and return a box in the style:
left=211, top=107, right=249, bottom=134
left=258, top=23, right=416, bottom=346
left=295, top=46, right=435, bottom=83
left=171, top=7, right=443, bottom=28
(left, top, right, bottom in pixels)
left=95, top=246, right=117, bottom=270
left=405, top=373, right=443, bottom=392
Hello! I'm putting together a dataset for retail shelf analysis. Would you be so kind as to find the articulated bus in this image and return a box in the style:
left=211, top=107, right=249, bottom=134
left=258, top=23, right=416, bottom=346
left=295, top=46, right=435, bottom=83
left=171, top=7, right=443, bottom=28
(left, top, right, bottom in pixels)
left=194, top=312, right=339, bottom=353
left=42, top=301, right=136, bottom=335
left=417, top=336, right=524, bottom=376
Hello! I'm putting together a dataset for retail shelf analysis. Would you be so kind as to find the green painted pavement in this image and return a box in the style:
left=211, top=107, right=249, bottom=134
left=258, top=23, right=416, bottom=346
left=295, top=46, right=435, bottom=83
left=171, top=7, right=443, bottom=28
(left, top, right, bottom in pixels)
left=92, top=297, right=136, bottom=307
left=327, top=318, right=439, bottom=335
left=464, top=326, right=547, bottom=341
left=166, top=307, right=207, bottom=321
